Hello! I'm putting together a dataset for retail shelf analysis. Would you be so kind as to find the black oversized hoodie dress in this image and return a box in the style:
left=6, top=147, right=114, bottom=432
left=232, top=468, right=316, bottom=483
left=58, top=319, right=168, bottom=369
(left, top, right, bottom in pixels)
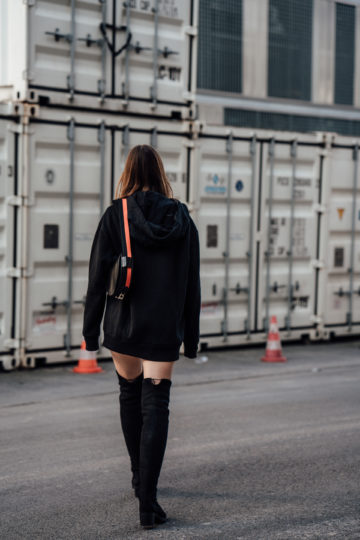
left=82, top=189, right=201, bottom=361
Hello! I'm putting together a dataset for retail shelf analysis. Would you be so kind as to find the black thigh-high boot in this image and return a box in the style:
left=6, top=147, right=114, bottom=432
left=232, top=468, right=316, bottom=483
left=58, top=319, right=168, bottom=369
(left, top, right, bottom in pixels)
left=116, top=370, right=143, bottom=497
left=138, top=377, right=172, bottom=529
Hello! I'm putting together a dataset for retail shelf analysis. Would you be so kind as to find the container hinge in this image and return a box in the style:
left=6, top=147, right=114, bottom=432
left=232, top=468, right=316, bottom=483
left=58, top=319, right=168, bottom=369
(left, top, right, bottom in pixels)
left=183, top=139, right=194, bottom=149
left=7, top=267, right=21, bottom=278
left=7, top=266, right=34, bottom=278
left=22, top=69, right=35, bottom=81
left=4, top=338, right=20, bottom=349
left=7, top=195, right=35, bottom=207
left=150, top=127, right=157, bottom=149
left=122, top=124, right=130, bottom=148
left=6, top=195, right=22, bottom=207
left=184, top=25, right=198, bottom=37
left=182, top=90, right=195, bottom=102
left=313, top=203, right=326, bottom=214
left=8, top=123, right=22, bottom=134
left=310, top=314, right=322, bottom=324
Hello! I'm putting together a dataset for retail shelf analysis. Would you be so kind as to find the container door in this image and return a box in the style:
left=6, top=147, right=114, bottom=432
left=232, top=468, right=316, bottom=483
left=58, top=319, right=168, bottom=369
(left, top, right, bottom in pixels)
left=28, top=0, right=112, bottom=99
left=321, top=142, right=360, bottom=334
left=26, top=118, right=112, bottom=357
left=0, top=117, right=17, bottom=359
left=114, top=0, right=192, bottom=105
left=196, top=132, right=259, bottom=345
left=257, top=139, right=320, bottom=335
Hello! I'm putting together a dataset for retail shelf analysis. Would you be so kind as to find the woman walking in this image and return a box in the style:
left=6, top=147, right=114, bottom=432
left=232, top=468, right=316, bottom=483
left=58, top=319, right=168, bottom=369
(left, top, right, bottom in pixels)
left=82, top=145, right=201, bottom=529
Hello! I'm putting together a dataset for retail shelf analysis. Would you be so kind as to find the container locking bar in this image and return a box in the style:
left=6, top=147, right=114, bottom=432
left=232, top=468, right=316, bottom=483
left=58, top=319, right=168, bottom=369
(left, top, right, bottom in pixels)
left=334, top=287, right=360, bottom=297
left=122, top=1, right=131, bottom=100
left=45, top=28, right=72, bottom=43
left=64, top=118, right=75, bottom=357
left=158, top=46, right=179, bottom=58
left=42, top=296, right=68, bottom=310
left=98, top=0, right=107, bottom=101
left=271, top=281, right=299, bottom=293
left=230, top=283, right=249, bottom=294
left=264, top=139, right=275, bottom=332
left=286, top=140, right=297, bottom=334
left=77, top=34, right=103, bottom=47
left=221, top=132, right=233, bottom=341
left=348, top=144, right=359, bottom=329
left=129, top=41, right=152, bottom=54
left=247, top=136, right=257, bottom=338
left=74, top=296, right=87, bottom=307
left=150, top=0, right=159, bottom=107
left=98, top=121, right=106, bottom=216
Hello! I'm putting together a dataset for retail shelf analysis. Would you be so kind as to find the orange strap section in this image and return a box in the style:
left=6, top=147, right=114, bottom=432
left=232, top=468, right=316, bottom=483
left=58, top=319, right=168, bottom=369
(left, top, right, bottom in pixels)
left=122, top=198, right=132, bottom=256
left=122, top=198, right=132, bottom=288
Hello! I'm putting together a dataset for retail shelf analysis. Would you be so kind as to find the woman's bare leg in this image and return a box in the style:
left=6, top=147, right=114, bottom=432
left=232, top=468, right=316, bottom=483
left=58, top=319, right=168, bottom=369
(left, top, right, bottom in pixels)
left=142, top=360, right=175, bottom=384
left=111, top=351, right=143, bottom=380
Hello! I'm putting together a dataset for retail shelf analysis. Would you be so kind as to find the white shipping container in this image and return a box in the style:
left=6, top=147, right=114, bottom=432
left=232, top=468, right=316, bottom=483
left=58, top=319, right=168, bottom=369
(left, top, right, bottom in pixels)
left=194, top=123, right=326, bottom=349
left=2, top=100, right=360, bottom=369
left=0, top=0, right=197, bottom=115
left=0, top=103, right=191, bottom=368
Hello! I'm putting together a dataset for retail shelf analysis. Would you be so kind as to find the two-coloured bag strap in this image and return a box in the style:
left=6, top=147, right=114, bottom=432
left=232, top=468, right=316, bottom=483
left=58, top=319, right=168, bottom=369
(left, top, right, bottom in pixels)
left=121, top=198, right=132, bottom=288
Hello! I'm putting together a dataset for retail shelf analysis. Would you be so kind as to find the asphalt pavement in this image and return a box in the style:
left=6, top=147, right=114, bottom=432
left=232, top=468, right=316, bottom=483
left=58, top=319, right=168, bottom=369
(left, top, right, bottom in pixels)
left=1, top=340, right=359, bottom=539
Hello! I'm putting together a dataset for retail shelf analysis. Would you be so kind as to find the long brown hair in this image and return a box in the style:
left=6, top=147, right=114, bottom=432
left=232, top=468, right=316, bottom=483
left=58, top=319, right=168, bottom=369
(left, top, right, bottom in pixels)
left=114, top=145, right=174, bottom=199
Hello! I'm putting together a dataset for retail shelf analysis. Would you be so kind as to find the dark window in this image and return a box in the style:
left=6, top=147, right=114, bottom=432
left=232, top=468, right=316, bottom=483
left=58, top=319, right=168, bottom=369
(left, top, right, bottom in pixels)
left=207, top=225, right=218, bottom=248
left=268, top=0, right=313, bottom=101
left=43, top=224, right=59, bottom=249
left=197, top=0, right=242, bottom=93
left=334, top=247, right=344, bottom=268
left=335, top=3, right=355, bottom=105
left=224, top=108, right=360, bottom=137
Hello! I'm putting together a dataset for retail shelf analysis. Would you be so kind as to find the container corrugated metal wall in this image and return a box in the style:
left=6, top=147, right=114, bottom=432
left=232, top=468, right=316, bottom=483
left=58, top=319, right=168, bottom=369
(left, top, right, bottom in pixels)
left=0, top=102, right=193, bottom=369
left=0, top=0, right=196, bottom=117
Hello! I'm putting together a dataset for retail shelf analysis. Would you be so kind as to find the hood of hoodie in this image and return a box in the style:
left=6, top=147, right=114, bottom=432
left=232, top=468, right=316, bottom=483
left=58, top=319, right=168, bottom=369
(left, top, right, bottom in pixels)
left=112, top=190, right=191, bottom=247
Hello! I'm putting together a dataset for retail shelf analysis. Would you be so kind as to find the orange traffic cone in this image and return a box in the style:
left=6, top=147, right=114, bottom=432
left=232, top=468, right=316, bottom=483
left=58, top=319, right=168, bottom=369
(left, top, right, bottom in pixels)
left=73, top=339, right=103, bottom=373
left=261, top=316, right=287, bottom=362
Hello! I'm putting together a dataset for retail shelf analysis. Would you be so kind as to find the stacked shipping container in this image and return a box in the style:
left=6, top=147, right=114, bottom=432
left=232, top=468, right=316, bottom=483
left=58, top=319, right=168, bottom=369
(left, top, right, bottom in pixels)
left=0, top=0, right=198, bottom=369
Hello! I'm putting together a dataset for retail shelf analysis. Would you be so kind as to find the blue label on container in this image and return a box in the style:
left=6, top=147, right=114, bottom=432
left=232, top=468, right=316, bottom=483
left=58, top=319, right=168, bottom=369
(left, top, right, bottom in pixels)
left=205, top=185, right=226, bottom=194
left=235, top=180, right=244, bottom=192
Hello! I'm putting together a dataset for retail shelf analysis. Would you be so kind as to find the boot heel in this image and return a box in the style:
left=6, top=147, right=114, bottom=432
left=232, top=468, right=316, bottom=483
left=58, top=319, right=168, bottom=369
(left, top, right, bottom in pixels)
left=140, top=511, right=155, bottom=529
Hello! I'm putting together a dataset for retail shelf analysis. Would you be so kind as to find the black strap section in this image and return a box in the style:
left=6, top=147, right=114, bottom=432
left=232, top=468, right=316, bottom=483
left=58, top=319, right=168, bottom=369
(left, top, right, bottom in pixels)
left=118, top=199, right=127, bottom=258
left=113, top=198, right=132, bottom=299
left=99, top=23, right=132, bottom=57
